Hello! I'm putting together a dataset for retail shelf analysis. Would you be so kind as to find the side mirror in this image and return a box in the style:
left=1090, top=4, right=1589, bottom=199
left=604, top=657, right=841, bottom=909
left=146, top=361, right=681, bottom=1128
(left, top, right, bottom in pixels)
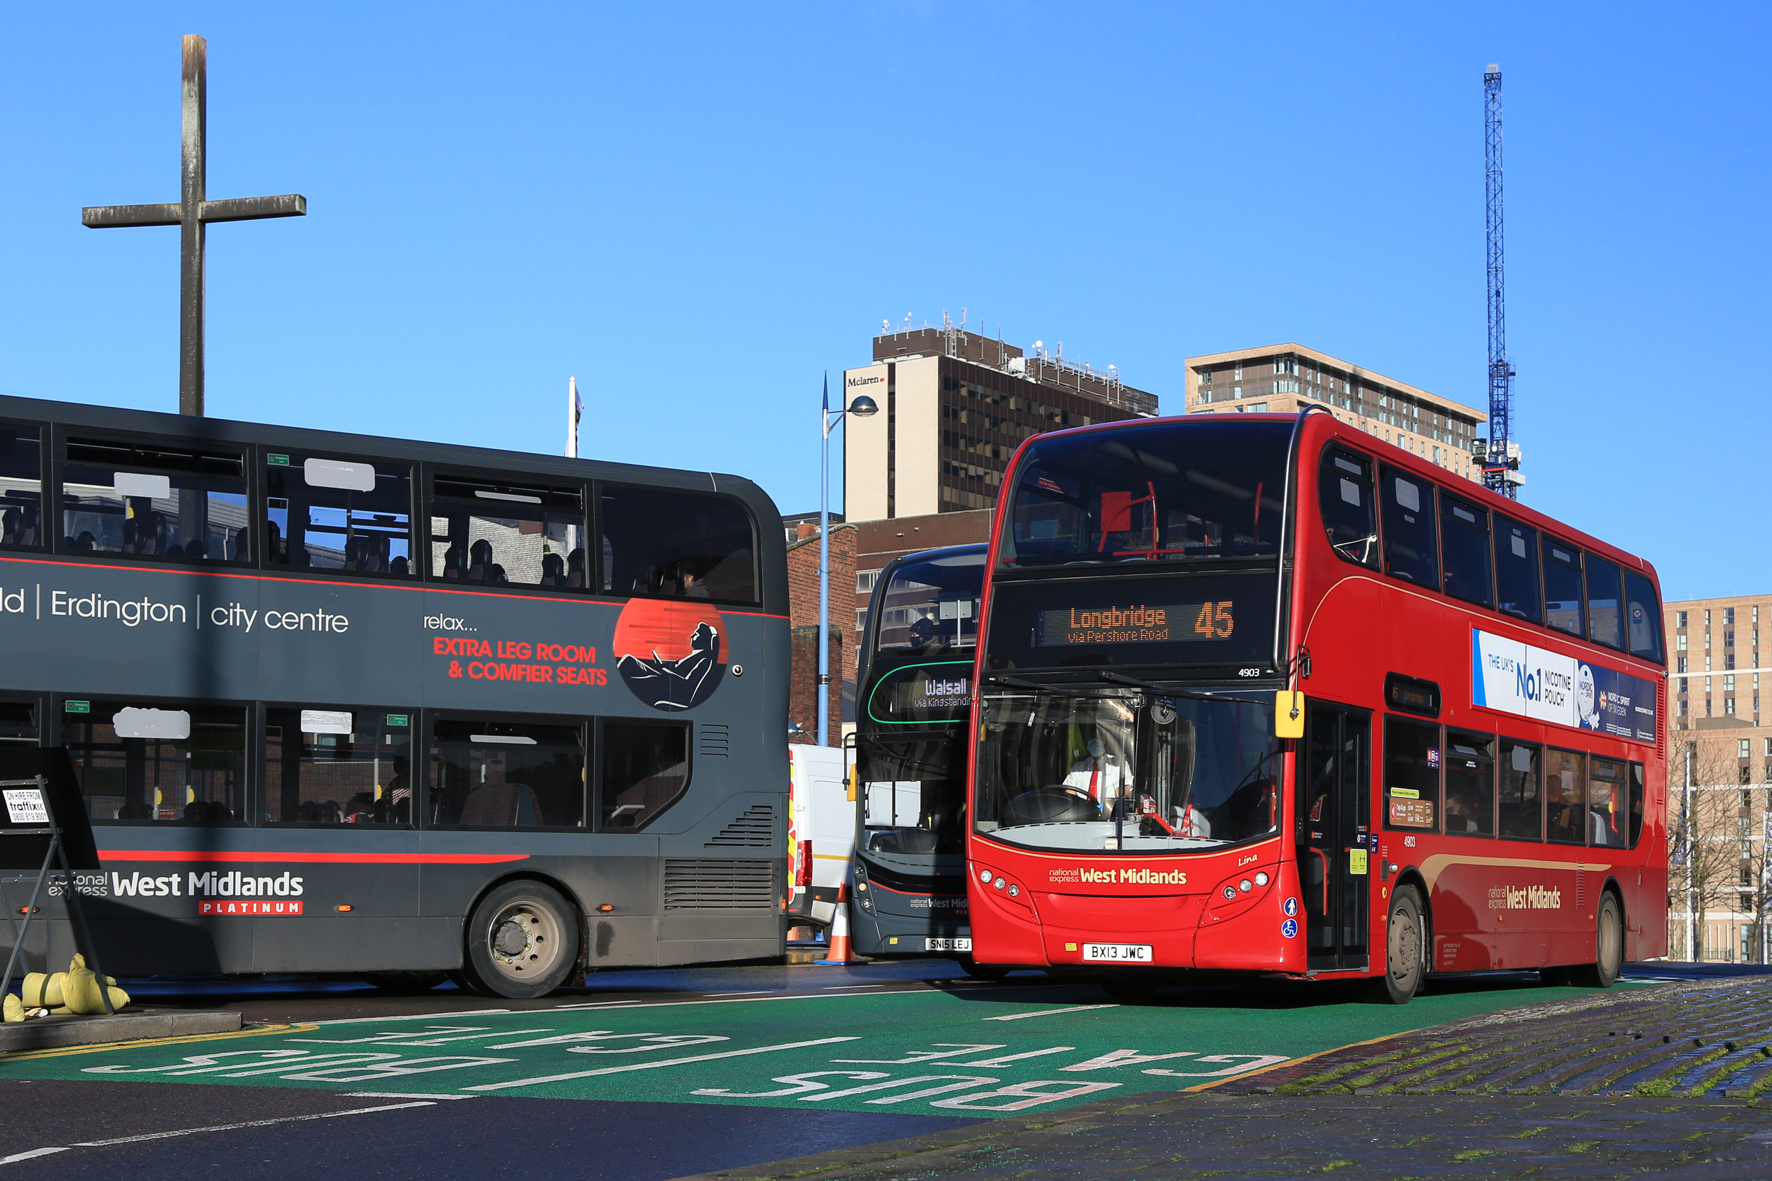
left=1275, top=690, right=1305, bottom=739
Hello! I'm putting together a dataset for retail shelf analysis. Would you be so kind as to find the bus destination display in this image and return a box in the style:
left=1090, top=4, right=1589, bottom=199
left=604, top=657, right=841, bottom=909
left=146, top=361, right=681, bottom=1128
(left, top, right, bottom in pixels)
left=1035, top=601, right=1234, bottom=648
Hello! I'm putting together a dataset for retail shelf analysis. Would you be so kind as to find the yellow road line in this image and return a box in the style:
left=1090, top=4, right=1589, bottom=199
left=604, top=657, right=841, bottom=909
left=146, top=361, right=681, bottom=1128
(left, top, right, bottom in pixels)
left=0, top=1023, right=319, bottom=1063
left=1182, top=1031, right=1407, bottom=1093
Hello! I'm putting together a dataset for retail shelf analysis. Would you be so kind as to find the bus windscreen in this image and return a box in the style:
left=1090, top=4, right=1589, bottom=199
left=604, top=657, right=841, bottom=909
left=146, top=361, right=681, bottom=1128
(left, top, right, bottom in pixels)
left=997, top=420, right=1291, bottom=568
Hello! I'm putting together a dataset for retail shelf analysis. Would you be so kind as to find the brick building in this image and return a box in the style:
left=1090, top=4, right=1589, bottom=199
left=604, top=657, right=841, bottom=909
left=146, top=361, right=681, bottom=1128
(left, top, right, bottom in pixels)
left=1664, top=592, right=1772, bottom=962
left=784, top=521, right=854, bottom=743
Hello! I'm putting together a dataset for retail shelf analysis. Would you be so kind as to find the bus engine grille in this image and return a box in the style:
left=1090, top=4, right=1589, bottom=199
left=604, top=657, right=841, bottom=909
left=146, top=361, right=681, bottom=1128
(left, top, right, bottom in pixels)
left=663, top=859, right=775, bottom=909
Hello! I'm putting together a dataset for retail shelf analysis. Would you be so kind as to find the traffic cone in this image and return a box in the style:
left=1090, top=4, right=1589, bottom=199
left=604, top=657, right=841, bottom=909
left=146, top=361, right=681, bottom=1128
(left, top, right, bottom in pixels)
left=815, top=882, right=857, bottom=965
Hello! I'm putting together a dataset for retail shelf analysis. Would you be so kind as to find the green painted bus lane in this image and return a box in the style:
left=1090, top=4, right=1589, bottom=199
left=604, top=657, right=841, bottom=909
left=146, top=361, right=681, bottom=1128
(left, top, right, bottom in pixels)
left=0, top=977, right=1660, bottom=1118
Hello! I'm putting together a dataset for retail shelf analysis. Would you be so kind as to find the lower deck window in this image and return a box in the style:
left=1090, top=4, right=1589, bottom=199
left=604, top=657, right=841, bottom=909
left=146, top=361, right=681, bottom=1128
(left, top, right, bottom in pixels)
left=430, top=719, right=585, bottom=828
left=1382, top=716, right=1439, bottom=831
left=64, top=700, right=247, bottom=824
left=264, top=707, right=414, bottom=826
left=598, top=721, right=690, bottom=830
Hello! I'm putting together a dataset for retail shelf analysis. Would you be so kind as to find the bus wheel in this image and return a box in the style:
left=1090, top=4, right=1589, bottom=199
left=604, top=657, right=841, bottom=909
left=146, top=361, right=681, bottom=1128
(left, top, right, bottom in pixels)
left=1572, top=894, right=1624, bottom=989
left=960, top=958, right=1010, bottom=980
left=1367, top=887, right=1424, bottom=1004
left=460, top=881, right=581, bottom=999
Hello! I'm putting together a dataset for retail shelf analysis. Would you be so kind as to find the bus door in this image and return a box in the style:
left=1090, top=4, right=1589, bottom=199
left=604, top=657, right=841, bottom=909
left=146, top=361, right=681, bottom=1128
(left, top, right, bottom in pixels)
left=1299, top=704, right=1370, bottom=972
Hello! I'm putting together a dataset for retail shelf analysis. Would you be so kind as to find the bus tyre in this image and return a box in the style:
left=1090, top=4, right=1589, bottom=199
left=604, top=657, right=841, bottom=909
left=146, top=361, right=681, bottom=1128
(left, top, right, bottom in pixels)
left=1573, top=893, right=1623, bottom=989
left=460, top=881, right=580, bottom=999
left=1368, top=886, right=1424, bottom=1005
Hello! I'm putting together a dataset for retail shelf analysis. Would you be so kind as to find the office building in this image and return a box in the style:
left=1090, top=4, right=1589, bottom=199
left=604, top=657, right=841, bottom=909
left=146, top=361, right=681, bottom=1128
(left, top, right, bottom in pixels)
left=844, top=321, right=1157, bottom=521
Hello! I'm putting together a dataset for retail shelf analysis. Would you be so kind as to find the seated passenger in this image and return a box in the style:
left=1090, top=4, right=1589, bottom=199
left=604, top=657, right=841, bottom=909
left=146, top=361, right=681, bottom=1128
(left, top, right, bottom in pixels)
left=907, top=616, right=948, bottom=655
left=467, top=539, right=495, bottom=581
left=681, top=566, right=711, bottom=598
left=390, top=554, right=410, bottom=576
left=1445, top=792, right=1479, bottom=833
left=75, top=530, right=97, bottom=551
left=490, top=562, right=508, bottom=584
left=185, top=536, right=209, bottom=561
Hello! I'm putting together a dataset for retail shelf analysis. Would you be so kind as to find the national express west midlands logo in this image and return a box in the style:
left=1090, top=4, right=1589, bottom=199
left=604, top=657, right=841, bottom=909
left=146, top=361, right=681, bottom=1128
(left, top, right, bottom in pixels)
left=613, top=599, right=727, bottom=711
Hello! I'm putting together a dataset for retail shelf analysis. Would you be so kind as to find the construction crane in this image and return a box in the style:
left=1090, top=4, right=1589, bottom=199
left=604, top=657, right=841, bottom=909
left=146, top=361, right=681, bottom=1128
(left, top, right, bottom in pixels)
left=1483, top=63, right=1522, bottom=497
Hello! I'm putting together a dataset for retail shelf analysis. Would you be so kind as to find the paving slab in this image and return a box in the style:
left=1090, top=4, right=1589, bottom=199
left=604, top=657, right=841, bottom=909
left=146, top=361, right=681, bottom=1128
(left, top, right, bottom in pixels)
left=0, top=1008, right=240, bottom=1053
left=666, top=1091, right=1772, bottom=1180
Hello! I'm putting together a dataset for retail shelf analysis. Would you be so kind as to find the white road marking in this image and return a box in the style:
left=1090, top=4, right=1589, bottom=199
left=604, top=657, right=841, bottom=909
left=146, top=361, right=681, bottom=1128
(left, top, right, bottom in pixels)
left=0, top=1101, right=439, bottom=1162
left=0, top=1147, right=69, bottom=1164
left=345, top=1092, right=479, bottom=1100
left=461, top=1036, right=862, bottom=1092
left=957, top=1046, right=1076, bottom=1066
left=537, top=990, right=938, bottom=1013
left=702, top=990, right=772, bottom=997
left=984, top=1005, right=1118, bottom=1021
left=821, top=983, right=887, bottom=989
left=315, top=1009, right=514, bottom=1025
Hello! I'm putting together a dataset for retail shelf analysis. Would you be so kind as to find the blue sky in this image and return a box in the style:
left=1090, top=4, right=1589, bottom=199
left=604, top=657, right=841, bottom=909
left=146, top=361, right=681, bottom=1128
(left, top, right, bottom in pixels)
left=1, top=2, right=1764, bottom=600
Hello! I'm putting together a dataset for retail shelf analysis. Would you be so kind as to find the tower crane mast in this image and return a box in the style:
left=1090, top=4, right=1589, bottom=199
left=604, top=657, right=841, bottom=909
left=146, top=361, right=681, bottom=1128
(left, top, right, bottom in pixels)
left=1483, top=63, right=1520, bottom=498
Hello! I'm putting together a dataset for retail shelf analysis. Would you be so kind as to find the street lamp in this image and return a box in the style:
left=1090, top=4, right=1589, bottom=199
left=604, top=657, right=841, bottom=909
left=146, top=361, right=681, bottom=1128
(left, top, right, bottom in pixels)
left=820, top=375, right=878, bottom=746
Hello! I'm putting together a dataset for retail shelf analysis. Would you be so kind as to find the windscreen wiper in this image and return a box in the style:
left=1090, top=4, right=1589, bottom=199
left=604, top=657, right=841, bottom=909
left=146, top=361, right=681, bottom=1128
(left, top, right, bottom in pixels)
left=1101, top=670, right=1165, bottom=693
left=985, top=673, right=1049, bottom=692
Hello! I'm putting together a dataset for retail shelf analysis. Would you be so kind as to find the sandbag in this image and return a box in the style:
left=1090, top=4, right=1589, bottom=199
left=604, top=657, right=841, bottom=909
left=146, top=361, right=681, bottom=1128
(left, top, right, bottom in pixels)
left=21, top=972, right=61, bottom=1008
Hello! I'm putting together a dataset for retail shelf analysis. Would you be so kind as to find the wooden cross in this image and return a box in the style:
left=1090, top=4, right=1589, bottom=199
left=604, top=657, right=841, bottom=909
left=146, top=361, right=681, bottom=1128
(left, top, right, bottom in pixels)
left=82, top=35, right=306, bottom=416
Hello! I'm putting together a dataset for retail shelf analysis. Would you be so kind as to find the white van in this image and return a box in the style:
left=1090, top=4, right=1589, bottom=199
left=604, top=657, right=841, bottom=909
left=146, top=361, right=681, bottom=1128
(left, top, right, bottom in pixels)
left=786, top=744, right=857, bottom=930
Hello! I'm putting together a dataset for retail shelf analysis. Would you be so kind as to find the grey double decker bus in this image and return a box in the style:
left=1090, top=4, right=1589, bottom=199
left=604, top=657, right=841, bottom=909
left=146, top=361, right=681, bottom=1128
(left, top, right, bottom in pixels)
left=0, top=393, right=788, bottom=998
left=849, top=545, right=990, bottom=971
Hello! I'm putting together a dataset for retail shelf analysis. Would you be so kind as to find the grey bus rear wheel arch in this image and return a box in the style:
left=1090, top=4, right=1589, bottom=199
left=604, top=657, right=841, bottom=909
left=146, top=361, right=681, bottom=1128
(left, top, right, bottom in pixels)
left=458, top=879, right=582, bottom=999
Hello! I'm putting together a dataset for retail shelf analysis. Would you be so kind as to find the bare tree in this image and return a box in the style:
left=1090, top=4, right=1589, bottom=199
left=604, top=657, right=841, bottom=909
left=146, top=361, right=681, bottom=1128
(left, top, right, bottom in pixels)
left=1671, top=737, right=1769, bottom=961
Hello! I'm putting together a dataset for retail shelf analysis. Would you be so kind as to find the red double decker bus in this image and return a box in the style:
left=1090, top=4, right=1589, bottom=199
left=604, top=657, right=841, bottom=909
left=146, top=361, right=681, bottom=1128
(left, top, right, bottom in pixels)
left=967, top=408, right=1667, bottom=1002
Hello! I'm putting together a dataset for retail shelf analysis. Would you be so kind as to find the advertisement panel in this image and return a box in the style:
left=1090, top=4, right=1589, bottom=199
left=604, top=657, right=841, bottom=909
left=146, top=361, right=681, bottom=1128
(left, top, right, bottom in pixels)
left=1470, top=628, right=1657, bottom=744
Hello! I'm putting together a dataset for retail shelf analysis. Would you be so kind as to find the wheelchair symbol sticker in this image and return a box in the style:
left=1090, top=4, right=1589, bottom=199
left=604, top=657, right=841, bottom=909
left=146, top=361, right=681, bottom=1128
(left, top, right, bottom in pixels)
left=1281, top=918, right=1298, bottom=938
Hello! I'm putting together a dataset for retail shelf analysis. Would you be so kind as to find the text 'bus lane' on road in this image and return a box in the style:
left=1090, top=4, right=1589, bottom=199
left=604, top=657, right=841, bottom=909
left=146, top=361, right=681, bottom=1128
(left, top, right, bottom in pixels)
left=0, top=978, right=1655, bottom=1117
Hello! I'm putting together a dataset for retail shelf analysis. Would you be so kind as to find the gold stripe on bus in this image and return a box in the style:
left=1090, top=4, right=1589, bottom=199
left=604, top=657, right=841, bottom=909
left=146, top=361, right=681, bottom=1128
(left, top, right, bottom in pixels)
left=1417, top=853, right=1612, bottom=894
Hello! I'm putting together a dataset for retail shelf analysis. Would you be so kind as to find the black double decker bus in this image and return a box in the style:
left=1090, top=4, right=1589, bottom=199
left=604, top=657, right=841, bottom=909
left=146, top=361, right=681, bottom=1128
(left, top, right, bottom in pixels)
left=0, top=393, right=789, bottom=997
left=849, top=544, right=991, bottom=970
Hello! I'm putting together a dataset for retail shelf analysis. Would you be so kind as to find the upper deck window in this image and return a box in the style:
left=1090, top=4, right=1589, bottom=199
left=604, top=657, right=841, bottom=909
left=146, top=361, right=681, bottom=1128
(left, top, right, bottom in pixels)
left=600, top=486, right=758, bottom=604
left=1438, top=492, right=1493, bottom=609
left=1585, top=554, right=1624, bottom=651
left=266, top=452, right=413, bottom=576
left=1493, top=514, right=1542, bottom=624
left=874, top=549, right=985, bottom=656
left=1318, top=446, right=1377, bottom=568
left=430, top=475, right=585, bottom=588
left=1543, top=541, right=1585, bottom=639
left=1379, top=467, right=1437, bottom=587
left=1623, top=570, right=1663, bottom=662
left=0, top=425, right=43, bottom=550
left=62, top=436, right=248, bottom=564
left=998, top=421, right=1290, bottom=569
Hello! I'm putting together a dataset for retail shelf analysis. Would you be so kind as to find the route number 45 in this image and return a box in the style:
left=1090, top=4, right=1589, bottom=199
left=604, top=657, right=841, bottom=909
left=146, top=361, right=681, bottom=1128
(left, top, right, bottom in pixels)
left=1193, top=601, right=1234, bottom=638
